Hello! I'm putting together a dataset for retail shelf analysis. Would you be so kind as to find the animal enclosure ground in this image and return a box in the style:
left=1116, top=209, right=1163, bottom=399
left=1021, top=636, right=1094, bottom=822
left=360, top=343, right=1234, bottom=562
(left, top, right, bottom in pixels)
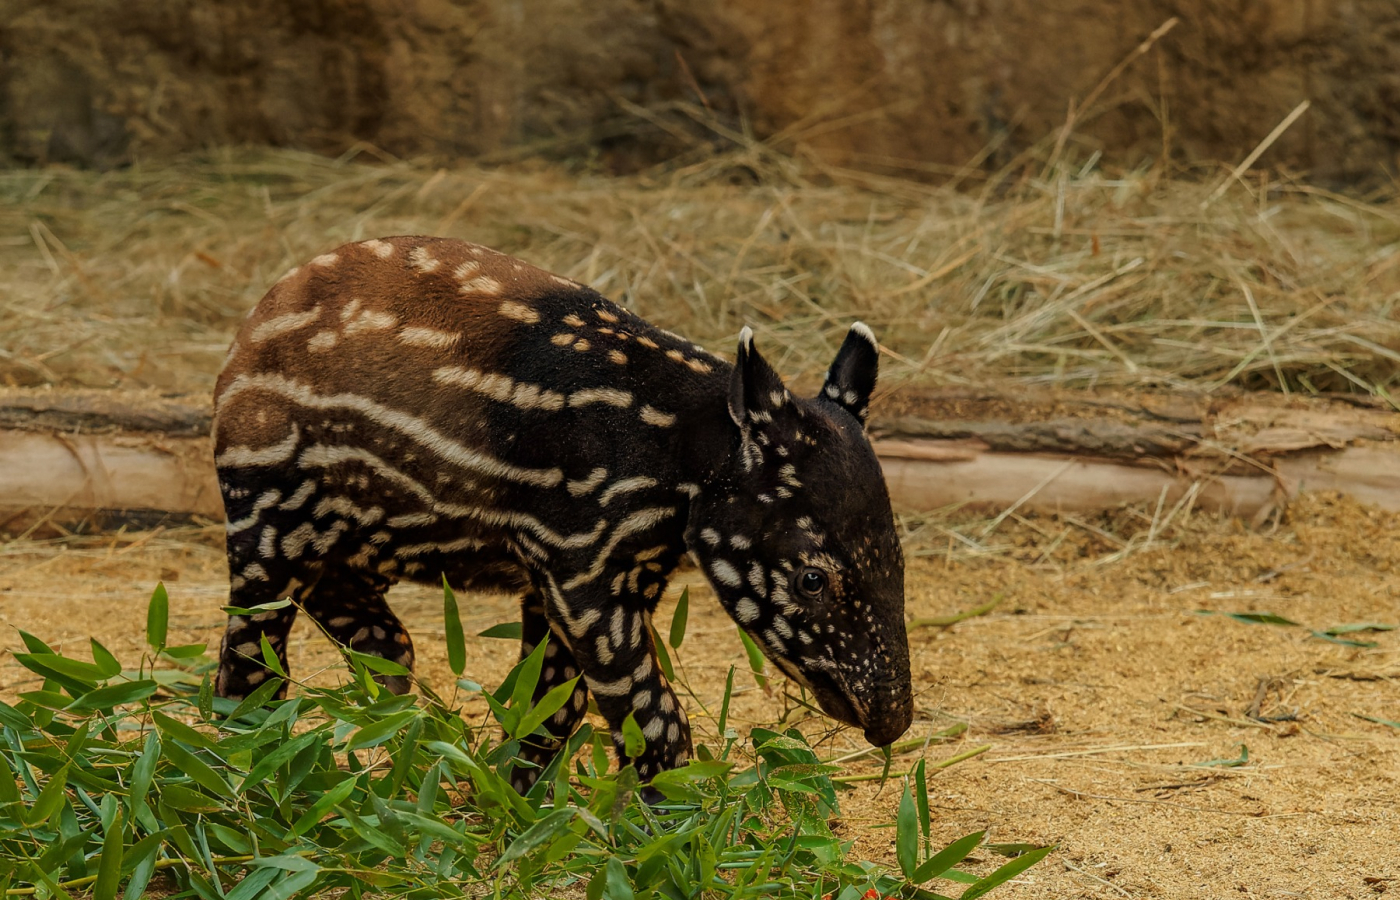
left=2, top=150, right=1398, bottom=895
left=1, top=493, right=1396, bottom=899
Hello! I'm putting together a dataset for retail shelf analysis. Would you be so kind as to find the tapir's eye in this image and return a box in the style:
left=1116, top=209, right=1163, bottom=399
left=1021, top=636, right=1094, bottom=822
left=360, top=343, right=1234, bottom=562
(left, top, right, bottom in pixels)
left=796, top=567, right=827, bottom=599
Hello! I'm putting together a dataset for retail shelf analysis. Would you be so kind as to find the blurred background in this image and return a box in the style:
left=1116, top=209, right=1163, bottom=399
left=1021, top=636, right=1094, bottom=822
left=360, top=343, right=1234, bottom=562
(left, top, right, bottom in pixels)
left=5, top=0, right=1400, bottom=181
left=2, top=1, right=1398, bottom=399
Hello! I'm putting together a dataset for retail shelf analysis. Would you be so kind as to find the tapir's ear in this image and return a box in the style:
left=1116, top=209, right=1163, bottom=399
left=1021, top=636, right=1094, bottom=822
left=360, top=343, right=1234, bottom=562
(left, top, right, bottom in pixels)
left=728, top=327, right=791, bottom=429
left=819, top=322, right=879, bottom=425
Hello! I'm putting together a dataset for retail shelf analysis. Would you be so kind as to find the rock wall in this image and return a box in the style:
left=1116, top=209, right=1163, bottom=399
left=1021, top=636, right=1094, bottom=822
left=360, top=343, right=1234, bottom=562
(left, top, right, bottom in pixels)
left=2, top=0, right=1397, bottom=180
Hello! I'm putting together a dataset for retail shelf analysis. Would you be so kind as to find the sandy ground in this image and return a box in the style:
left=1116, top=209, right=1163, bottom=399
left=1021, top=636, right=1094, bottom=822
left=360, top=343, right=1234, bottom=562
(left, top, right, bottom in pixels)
left=1, top=493, right=1397, bottom=899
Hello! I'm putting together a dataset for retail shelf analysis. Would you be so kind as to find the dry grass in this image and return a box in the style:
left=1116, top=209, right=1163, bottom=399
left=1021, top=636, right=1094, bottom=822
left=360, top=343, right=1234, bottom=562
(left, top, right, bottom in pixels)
left=1, top=145, right=1397, bottom=401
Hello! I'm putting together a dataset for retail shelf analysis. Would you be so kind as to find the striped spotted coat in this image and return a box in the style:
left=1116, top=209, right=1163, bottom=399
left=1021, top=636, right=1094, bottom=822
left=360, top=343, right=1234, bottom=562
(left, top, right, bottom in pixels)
left=213, top=236, right=913, bottom=790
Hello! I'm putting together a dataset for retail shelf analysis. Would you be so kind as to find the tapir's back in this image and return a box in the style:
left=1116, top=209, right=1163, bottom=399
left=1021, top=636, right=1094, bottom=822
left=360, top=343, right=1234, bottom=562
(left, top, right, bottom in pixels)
left=214, top=237, right=725, bottom=548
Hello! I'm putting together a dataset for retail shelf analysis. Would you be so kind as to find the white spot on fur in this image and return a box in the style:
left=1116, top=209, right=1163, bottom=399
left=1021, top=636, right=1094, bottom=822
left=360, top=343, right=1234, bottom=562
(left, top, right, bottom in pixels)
left=569, top=388, right=632, bottom=408
left=459, top=275, right=502, bottom=296
left=251, top=309, right=320, bottom=344
left=433, top=366, right=566, bottom=411
left=399, top=326, right=457, bottom=349
left=307, top=330, right=338, bottom=352
left=639, top=405, right=675, bottom=427
left=217, top=424, right=301, bottom=469
left=344, top=310, right=398, bottom=335
left=598, top=476, right=657, bottom=506
left=563, top=507, right=676, bottom=590
left=362, top=239, right=394, bottom=258
left=409, top=246, right=441, bottom=273
left=498, top=301, right=539, bottom=324
left=709, top=560, right=742, bottom=587
left=567, top=468, right=608, bottom=496
left=314, top=496, right=384, bottom=526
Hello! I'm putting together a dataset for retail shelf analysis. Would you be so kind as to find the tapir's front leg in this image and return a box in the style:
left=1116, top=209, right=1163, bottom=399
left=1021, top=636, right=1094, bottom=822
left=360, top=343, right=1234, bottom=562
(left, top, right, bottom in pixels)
left=537, top=571, right=691, bottom=781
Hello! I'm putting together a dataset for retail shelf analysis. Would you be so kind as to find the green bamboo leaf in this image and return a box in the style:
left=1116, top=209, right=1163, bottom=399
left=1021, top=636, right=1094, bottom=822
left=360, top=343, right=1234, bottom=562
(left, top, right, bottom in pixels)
left=65, top=680, right=159, bottom=713
left=151, top=710, right=218, bottom=750
left=225, top=867, right=279, bottom=900
left=128, top=731, right=161, bottom=828
left=290, top=775, right=360, bottom=836
left=92, top=808, right=125, bottom=900
left=346, top=710, right=419, bottom=752
left=513, top=677, right=581, bottom=741
left=259, top=635, right=288, bottom=677
left=0, top=698, right=30, bottom=730
left=160, top=643, right=208, bottom=659
left=669, top=587, right=689, bottom=649
left=1196, top=610, right=1300, bottom=626
left=498, top=806, right=577, bottom=864
left=717, top=666, right=736, bottom=742
left=443, top=576, right=466, bottom=677
left=478, top=622, right=524, bottom=640
left=914, top=757, right=932, bottom=849
left=222, top=599, right=292, bottom=617
left=1309, top=629, right=1378, bottom=647
left=622, top=711, right=646, bottom=759
left=158, top=783, right=223, bottom=813
left=24, top=764, right=69, bottom=827
left=1193, top=744, right=1249, bottom=768
left=958, top=844, right=1055, bottom=900
left=652, top=623, right=676, bottom=682
left=147, top=583, right=169, bottom=652
left=896, top=782, right=918, bottom=879
left=242, top=731, right=322, bottom=789
left=587, top=860, right=608, bottom=900
left=509, top=639, right=550, bottom=717
left=736, top=628, right=768, bottom=689
left=345, top=649, right=411, bottom=677
left=13, top=653, right=106, bottom=685
left=122, top=833, right=162, bottom=900
left=160, top=741, right=233, bottom=798
left=18, top=630, right=55, bottom=654
left=915, top=830, right=985, bottom=883
left=604, top=855, right=635, bottom=900
left=0, top=755, right=20, bottom=804
left=89, top=639, right=122, bottom=679
left=339, top=802, right=406, bottom=857
left=198, top=674, right=214, bottom=720
left=225, top=677, right=283, bottom=721
left=1324, top=622, right=1395, bottom=635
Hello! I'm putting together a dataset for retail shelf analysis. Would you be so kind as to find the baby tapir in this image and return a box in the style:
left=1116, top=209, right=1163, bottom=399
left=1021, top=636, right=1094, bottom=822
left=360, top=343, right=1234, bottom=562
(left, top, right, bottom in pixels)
left=213, top=236, right=913, bottom=790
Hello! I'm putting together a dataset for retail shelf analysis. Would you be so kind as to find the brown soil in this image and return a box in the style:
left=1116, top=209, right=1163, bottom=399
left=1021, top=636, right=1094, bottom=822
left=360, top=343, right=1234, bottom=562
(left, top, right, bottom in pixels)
left=5, top=1, right=1400, bottom=180
left=2, top=492, right=1396, bottom=898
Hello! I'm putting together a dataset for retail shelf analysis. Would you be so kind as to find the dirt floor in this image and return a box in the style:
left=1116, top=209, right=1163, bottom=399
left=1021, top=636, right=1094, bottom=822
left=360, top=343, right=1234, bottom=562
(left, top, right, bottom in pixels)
left=1, top=492, right=1396, bottom=898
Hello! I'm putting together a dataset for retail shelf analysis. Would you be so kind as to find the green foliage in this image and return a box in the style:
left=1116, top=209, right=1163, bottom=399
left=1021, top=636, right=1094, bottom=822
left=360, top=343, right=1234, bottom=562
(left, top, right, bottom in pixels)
left=0, top=585, right=1051, bottom=898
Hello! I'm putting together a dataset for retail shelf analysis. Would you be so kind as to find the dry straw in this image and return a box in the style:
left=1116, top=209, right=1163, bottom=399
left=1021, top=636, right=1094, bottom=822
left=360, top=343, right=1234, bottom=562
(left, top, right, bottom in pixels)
left=0, top=131, right=1397, bottom=403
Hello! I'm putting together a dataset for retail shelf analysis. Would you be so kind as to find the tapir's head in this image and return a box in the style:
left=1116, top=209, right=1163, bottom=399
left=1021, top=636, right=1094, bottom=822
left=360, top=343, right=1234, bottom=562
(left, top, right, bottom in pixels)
left=688, top=323, right=912, bottom=746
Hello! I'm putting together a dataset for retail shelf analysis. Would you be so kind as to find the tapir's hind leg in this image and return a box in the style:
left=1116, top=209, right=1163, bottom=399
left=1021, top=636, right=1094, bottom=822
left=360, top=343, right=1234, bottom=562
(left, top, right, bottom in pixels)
left=215, top=557, right=317, bottom=701
left=302, top=566, right=414, bottom=694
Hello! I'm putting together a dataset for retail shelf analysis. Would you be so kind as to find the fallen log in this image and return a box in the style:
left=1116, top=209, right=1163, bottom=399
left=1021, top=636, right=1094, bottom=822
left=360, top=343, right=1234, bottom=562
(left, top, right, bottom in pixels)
left=0, top=387, right=1396, bottom=533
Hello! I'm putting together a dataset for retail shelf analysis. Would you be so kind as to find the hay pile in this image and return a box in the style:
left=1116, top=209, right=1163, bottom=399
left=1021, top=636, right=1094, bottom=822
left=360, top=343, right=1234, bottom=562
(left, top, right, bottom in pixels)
left=1, top=146, right=1397, bottom=402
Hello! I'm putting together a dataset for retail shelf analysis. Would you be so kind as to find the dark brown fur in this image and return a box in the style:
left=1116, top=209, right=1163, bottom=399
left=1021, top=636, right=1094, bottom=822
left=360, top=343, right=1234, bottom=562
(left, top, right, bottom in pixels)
left=214, top=236, right=912, bottom=791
